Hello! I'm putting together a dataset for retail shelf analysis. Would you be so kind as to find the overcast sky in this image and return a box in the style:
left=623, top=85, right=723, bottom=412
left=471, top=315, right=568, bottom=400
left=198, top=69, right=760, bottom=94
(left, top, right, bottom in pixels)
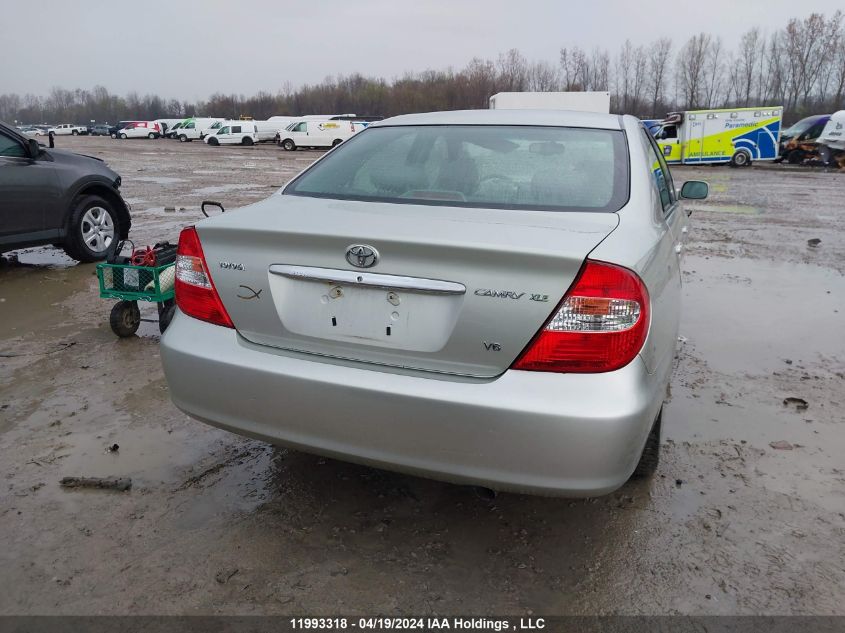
left=3, top=0, right=842, bottom=100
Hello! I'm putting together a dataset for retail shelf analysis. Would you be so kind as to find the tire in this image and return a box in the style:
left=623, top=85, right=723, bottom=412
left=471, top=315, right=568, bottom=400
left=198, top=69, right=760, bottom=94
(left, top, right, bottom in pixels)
left=208, top=137, right=219, bottom=146
left=631, top=409, right=661, bottom=479
left=72, top=130, right=79, bottom=136
left=787, top=149, right=804, bottom=165
left=148, top=132, right=155, bottom=139
left=331, top=139, right=342, bottom=147
left=110, top=133, right=117, bottom=139
left=282, top=139, right=296, bottom=151
left=120, top=133, right=127, bottom=139
left=179, top=134, right=188, bottom=143
left=62, top=194, right=120, bottom=263
left=241, top=136, right=254, bottom=146
left=110, top=301, right=140, bottom=338
left=729, top=150, right=751, bottom=167
left=158, top=300, right=176, bottom=334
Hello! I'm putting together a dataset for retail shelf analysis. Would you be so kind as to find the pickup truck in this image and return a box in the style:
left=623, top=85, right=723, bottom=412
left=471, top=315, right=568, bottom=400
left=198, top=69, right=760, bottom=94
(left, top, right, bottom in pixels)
left=48, top=123, right=88, bottom=136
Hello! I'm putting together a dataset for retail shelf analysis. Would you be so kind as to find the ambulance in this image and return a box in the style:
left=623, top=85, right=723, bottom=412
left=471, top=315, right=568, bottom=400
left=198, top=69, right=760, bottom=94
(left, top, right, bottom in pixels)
left=653, top=106, right=783, bottom=166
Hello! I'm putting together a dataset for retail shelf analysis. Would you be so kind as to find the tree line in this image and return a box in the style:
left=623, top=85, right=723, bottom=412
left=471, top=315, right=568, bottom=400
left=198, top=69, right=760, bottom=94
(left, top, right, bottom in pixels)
left=1, top=11, right=842, bottom=126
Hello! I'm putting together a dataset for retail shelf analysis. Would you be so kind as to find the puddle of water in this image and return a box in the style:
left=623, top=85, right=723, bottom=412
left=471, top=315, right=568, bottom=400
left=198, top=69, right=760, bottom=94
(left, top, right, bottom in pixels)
left=686, top=203, right=762, bottom=214
left=680, top=255, right=845, bottom=375
left=190, top=184, right=257, bottom=196
left=134, top=176, right=187, bottom=185
left=0, top=251, right=90, bottom=340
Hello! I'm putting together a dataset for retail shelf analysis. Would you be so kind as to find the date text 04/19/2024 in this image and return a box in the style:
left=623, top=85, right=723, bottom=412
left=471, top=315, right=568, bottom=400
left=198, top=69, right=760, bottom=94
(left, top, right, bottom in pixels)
left=289, top=618, right=546, bottom=630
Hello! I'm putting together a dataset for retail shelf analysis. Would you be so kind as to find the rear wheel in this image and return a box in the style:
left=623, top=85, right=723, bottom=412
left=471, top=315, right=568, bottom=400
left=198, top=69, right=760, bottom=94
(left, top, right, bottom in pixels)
left=158, top=300, right=176, bottom=333
left=242, top=136, right=254, bottom=146
left=631, top=408, right=662, bottom=479
left=282, top=139, right=296, bottom=151
left=63, top=194, right=119, bottom=262
left=331, top=139, right=342, bottom=147
left=729, top=150, right=751, bottom=167
left=72, top=130, right=79, bottom=136
left=148, top=132, right=155, bottom=139
left=110, top=301, right=140, bottom=337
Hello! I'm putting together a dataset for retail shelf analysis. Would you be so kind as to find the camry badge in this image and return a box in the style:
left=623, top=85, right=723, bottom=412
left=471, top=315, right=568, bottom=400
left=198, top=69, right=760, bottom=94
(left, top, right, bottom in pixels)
left=346, top=244, right=379, bottom=268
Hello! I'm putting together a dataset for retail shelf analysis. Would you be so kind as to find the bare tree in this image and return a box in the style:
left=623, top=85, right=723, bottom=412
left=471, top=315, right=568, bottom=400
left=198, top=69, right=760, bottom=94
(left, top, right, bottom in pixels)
left=527, top=60, right=559, bottom=91
left=676, top=33, right=711, bottom=109
left=497, top=49, right=528, bottom=92
left=783, top=11, right=844, bottom=110
left=704, top=37, right=724, bottom=108
left=648, top=38, right=672, bottom=117
left=589, top=48, right=610, bottom=91
left=734, top=28, right=762, bottom=106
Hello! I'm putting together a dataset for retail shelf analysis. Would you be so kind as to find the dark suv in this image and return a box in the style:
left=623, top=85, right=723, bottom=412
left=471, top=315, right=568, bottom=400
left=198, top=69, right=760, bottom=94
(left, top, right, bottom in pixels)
left=0, top=121, right=131, bottom=262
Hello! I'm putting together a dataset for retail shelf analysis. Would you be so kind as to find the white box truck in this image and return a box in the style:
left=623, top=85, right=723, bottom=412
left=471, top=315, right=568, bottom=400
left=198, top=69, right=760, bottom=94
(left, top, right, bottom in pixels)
left=488, top=91, right=611, bottom=113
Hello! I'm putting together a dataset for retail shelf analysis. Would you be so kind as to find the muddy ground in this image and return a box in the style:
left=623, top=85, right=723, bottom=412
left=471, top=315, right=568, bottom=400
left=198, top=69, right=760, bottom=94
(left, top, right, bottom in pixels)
left=1, top=136, right=843, bottom=615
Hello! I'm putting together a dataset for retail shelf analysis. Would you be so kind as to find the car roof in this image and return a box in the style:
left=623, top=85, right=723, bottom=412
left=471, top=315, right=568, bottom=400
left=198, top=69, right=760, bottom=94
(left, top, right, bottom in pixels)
left=370, top=109, right=623, bottom=130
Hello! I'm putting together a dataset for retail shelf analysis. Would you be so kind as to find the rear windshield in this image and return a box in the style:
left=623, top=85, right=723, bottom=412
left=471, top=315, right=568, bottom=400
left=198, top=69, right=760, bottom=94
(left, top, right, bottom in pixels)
left=284, top=125, right=629, bottom=212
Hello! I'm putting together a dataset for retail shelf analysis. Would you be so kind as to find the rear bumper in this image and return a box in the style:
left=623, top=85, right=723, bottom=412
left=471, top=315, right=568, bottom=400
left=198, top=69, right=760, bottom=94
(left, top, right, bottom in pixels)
left=160, top=313, right=666, bottom=497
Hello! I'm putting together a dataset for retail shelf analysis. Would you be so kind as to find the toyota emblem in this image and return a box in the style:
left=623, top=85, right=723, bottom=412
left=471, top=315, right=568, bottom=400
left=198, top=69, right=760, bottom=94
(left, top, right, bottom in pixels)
left=346, top=244, right=379, bottom=268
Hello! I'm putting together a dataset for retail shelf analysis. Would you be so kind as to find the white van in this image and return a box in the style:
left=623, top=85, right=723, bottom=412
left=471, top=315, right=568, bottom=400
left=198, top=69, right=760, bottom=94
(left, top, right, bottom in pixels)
left=175, top=118, right=223, bottom=142
left=278, top=118, right=369, bottom=151
left=205, top=121, right=258, bottom=146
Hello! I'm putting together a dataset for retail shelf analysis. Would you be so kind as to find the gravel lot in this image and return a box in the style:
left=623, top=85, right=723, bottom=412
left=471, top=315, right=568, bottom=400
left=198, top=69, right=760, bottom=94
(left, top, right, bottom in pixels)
left=1, top=136, right=844, bottom=615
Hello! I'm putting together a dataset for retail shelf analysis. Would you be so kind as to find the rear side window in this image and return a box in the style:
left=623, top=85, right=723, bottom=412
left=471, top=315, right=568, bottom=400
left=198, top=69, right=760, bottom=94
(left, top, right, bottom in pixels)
left=232, top=126, right=241, bottom=133
left=641, top=128, right=676, bottom=213
left=285, top=125, right=630, bottom=212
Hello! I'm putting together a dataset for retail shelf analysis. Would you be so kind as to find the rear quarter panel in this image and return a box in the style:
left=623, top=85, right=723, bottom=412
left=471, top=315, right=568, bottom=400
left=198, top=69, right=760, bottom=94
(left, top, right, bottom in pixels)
left=589, top=116, right=682, bottom=387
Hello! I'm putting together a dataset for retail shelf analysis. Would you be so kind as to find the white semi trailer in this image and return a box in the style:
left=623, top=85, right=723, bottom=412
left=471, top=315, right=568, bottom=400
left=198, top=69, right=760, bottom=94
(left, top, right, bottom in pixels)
left=488, top=91, right=611, bottom=114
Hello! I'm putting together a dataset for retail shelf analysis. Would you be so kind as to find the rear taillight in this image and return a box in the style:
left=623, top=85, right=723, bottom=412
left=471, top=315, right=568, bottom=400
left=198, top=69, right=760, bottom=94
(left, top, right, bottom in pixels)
left=512, top=260, right=649, bottom=373
left=175, top=226, right=234, bottom=328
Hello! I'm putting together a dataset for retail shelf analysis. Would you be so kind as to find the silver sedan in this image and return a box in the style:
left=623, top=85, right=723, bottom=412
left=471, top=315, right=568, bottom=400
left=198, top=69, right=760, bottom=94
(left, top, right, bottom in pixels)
left=160, top=110, right=708, bottom=496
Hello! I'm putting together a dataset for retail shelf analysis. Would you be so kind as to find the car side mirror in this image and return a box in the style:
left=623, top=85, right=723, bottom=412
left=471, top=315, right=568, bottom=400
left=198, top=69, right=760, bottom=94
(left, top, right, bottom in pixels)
left=680, top=180, right=708, bottom=200
left=27, top=138, right=42, bottom=157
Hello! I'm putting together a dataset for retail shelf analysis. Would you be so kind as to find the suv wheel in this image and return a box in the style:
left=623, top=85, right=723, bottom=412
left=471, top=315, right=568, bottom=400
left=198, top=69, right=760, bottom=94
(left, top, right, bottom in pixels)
left=63, top=195, right=119, bottom=263
left=631, top=408, right=662, bottom=479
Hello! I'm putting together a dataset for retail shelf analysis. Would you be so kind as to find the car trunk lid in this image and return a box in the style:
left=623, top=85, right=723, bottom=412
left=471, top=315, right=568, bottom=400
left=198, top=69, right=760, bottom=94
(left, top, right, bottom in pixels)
left=196, top=195, right=618, bottom=377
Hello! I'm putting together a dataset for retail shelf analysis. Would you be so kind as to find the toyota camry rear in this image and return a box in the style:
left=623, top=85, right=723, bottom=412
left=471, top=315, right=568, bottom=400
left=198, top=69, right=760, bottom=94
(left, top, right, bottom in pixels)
left=160, top=110, right=704, bottom=496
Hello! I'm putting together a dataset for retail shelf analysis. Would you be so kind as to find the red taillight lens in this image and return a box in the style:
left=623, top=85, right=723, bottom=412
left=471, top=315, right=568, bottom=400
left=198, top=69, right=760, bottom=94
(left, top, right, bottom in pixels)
left=512, top=260, right=650, bottom=373
left=175, top=227, right=234, bottom=328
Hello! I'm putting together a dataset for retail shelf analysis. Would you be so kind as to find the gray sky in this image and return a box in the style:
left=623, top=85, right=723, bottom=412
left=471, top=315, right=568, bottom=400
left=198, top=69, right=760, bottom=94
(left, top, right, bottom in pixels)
left=3, top=0, right=843, bottom=100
